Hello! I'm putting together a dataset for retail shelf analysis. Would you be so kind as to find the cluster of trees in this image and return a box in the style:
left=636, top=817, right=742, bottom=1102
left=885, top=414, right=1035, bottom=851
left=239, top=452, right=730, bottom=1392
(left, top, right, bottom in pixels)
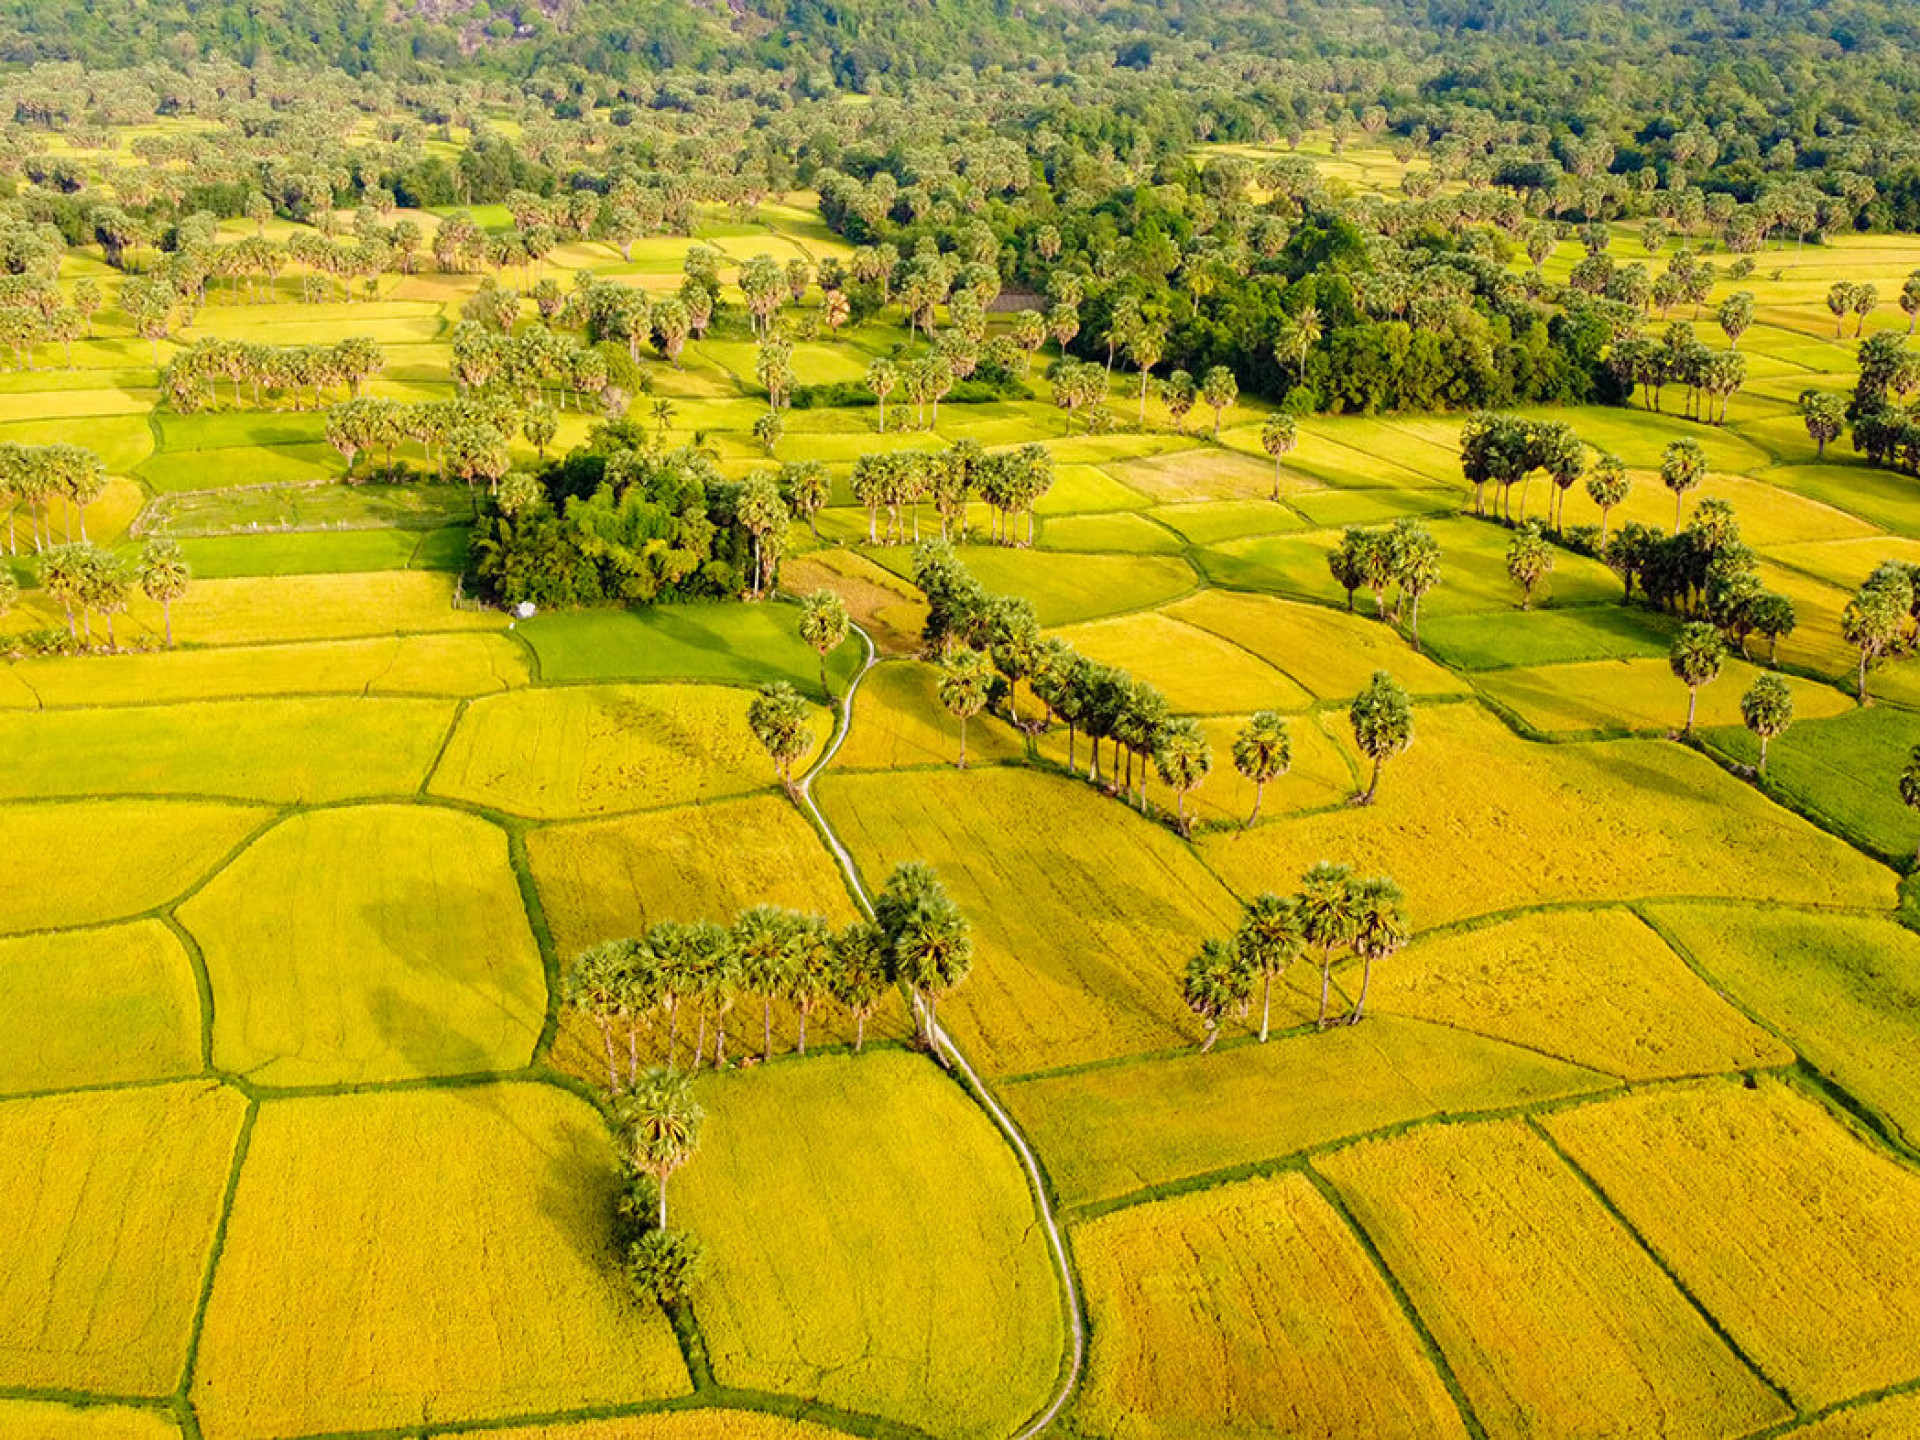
left=1326, top=519, right=1443, bottom=646
left=849, top=442, right=1053, bottom=547
left=1843, top=334, right=1920, bottom=473
left=162, top=334, right=384, bottom=411
left=0, top=442, right=108, bottom=549
left=1183, top=862, right=1409, bottom=1048
left=1604, top=501, right=1798, bottom=662
left=1841, top=561, right=1920, bottom=703
left=1609, top=321, right=1748, bottom=426
left=32, top=535, right=189, bottom=649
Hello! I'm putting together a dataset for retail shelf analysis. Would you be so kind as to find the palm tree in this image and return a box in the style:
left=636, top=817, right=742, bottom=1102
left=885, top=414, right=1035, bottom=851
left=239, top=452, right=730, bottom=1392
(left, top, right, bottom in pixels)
left=874, top=862, right=972, bottom=1047
left=1200, top=366, right=1238, bottom=437
left=735, top=472, right=789, bottom=598
left=1506, top=522, right=1554, bottom=611
left=830, top=921, right=890, bottom=1052
left=1274, top=305, right=1322, bottom=384
left=1295, top=861, right=1358, bottom=1030
left=937, top=647, right=995, bottom=768
left=1236, top=894, right=1304, bottom=1042
left=617, top=1067, right=702, bottom=1230
left=1343, top=875, right=1408, bottom=1024
left=1901, top=745, right=1920, bottom=864
left=1842, top=581, right=1908, bottom=705
left=734, top=905, right=800, bottom=1062
left=137, top=536, right=190, bottom=647
left=866, top=358, right=898, bottom=434
left=1259, top=413, right=1298, bottom=500
left=1154, top=717, right=1212, bottom=836
left=1585, top=454, right=1631, bottom=542
left=1231, top=712, right=1292, bottom=829
left=1669, top=622, right=1727, bottom=735
left=1394, top=522, right=1442, bottom=651
left=1183, top=937, right=1251, bottom=1051
left=690, top=921, right=740, bottom=1069
left=787, top=914, right=836, bottom=1055
left=746, top=682, right=814, bottom=795
left=799, top=590, right=851, bottom=699
left=1740, top=672, right=1794, bottom=772
left=1660, top=438, right=1707, bottom=534
left=565, top=941, right=629, bottom=1092
left=1349, top=672, right=1414, bottom=804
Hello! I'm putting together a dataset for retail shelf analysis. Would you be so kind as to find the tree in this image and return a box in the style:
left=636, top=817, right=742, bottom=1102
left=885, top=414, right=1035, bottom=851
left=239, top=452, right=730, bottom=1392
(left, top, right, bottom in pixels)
left=1841, top=579, right=1908, bottom=705
left=1669, top=621, right=1726, bottom=734
left=733, top=905, right=799, bottom=1061
left=1394, top=522, right=1442, bottom=652
left=83, top=548, right=134, bottom=649
left=1231, top=712, right=1292, bottom=829
left=1274, top=305, right=1322, bottom=382
left=1740, top=672, right=1794, bottom=773
left=1828, top=280, right=1857, bottom=338
left=1235, top=893, right=1303, bottom=1043
left=1154, top=716, right=1212, bottom=836
left=1585, top=453, right=1631, bottom=542
left=1259, top=412, right=1298, bottom=501
left=735, top=472, right=788, bottom=598
left=1200, top=366, right=1238, bottom=437
left=874, top=862, right=972, bottom=1048
left=1506, top=522, right=1554, bottom=610
left=1717, top=292, right=1754, bottom=350
left=565, top=941, right=629, bottom=1092
left=829, top=920, right=889, bottom=1052
left=1855, top=282, right=1880, bottom=336
left=1660, top=438, right=1707, bottom=533
left=1343, top=875, right=1408, bottom=1025
left=617, top=1067, right=702, bottom=1231
left=1183, top=938, right=1250, bottom=1052
left=1798, top=391, right=1845, bottom=461
left=523, top=403, right=557, bottom=458
left=937, top=646, right=994, bottom=767
left=786, top=914, right=836, bottom=1055
left=779, top=460, right=829, bottom=540
left=1349, top=671, right=1413, bottom=804
left=866, top=358, right=897, bottom=433
left=1901, top=746, right=1920, bottom=864
left=798, top=590, right=850, bottom=699
left=137, top=535, right=189, bottom=647
left=746, top=681, right=813, bottom=794
left=1296, top=861, right=1357, bottom=1030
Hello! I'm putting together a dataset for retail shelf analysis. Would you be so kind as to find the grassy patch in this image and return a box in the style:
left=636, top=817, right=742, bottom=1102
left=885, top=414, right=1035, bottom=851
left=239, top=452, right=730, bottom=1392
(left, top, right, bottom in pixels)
left=444, top=1418, right=850, bottom=1440
left=0, top=696, right=455, bottom=803
left=176, top=527, right=456, bottom=578
left=1005, top=1015, right=1610, bottom=1209
left=179, top=805, right=545, bottom=1086
left=1047, top=610, right=1312, bottom=715
left=432, top=683, right=828, bottom=821
left=1318, top=1118, right=1789, bottom=1439
left=1545, top=1079, right=1920, bottom=1408
left=0, top=1081, right=247, bottom=1394
left=1477, top=656, right=1852, bottom=735
left=192, top=1084, right=690, bottom=1439
left=1164, top=589, right=1463, bottom=700
left=679, top=1051, right=1062, bottom=1439
left=1199, top=703, right=1897, bottom=928
left=818, top=767, right=1240, bottom=1075
left=53, top=572, right=504, bottom=647
left=1381, top=909, right=1789, bottom=1081
left=779, top=549, right=928, bottom=656
left=1779, top=1392, right=1920, bottom=1439
left=1070, top=1173, right=1469, bottom=1439
left=1106, top=447, right=1292, bottom=502
left=519, top=601, right=860, bottom=698
left=0, top=921, right=202, bottom=1094
left=0, top=798, right=269, bottom=934
left=150, top=481, right=471, bottom=532
left=1144, top=498, right=1309, bottom=546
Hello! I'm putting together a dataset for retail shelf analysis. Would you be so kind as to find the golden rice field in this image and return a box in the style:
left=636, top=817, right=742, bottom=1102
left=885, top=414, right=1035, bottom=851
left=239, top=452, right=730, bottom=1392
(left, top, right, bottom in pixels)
left=1316, top=1119, right=1791, bottom=1439
left=446, top=1417, right=855, bottom=1440
left=1045, top=610, right=1313, bottom=715
left=1070, top=1172, right=1469, bottom=1439
left=0, top=1402, right=181, bottom=1440
left=1475, top=655, right=1855, bottom=735
left=192, top=1085, right=690, bottom=1440
left=835, top=658, right=1027, bottom=770
left=1163, top=588, right=1465, bottom=699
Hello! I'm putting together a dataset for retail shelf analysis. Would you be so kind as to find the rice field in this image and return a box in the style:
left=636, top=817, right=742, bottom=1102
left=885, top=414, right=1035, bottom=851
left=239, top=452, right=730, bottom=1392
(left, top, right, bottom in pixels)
left=835, top=658, right=1027, bottom=770
left=1046, top=610, right=1313, bottom=715
left=1476, top=656, right=1853, bottom=735
left=0, top=1402, right=180, bottom=1440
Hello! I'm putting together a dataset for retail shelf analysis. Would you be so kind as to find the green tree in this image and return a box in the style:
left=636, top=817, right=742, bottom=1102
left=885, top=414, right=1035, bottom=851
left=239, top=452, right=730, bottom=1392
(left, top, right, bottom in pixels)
left=735, top=471, right=789, bottom=598
left=1798, top=391, right=1845, bottom=460
left=787, top=914, right=836, bottom=1055
left=1154, top=716, right=1212, bottom=836
left=1235, top=893, right=1304, bottom=1043
left=1343, top=875, right=1408, bottom=1025
left=1296, top=861, right=1358, bottom=1030
left=1183, top=937, right=1251, bottom=1052
left=617, top=1067, right=702, bottom=1230
left=136, top=535, right=189, bottom=647
left=1200, top=365, right=1238, bottom=437
left=866, top=358, right=897, bottom=433
left=565, top=941, right=629, bottom=1092
left=1585, top=454, right=1632, bottom=542
left=1842, top=579, right=1909, bottom=705
left=1739, top=672, right=1794, bottom=773
left=746, top=681, right=813, bottom=794
left=1669, top=621, right=1727, bottom=734
left=1660, top=438, right=1708, bottom=533
left=523, top=402, right=557, bottom=458
left=937, top=645, right=995, bottom=768
left=1395, top=522, right=1442, bottom=651
left=1231, top=711, right=1292, bottom=829
left=1259, top=412, right=1298, bottom=500
left=829, top=920, right=890, bottom=1052
left=1506, top=521, right=1554, bottom=611
left=798, top=589, right=851, bottom=699
left=875, top=861, right=973, bottom=1048
left=1349, top=671, right=1414, bottom=804
left=734, top=905, right=800, bottom=1061
left=1901, top=746, right=1920, bottom=864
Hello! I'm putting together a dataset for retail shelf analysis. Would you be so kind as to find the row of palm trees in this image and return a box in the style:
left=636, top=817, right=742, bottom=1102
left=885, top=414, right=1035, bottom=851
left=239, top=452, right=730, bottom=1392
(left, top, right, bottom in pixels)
left=161, top=334, right=385, bottom=412
left=0, top=443, right=109, bottom=553
left=37, top=536, right=190, bottom=648
left=849, top=442, right=1054, bottom=547
left=1184, top=862, right=1410, bottom=1049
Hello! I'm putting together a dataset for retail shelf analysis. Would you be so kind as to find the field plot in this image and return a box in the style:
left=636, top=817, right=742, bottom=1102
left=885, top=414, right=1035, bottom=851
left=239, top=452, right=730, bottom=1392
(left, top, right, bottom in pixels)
left=0, top=921, right=202, bottom=1094
left=1144, top=498, right=1308, bottom=545
left=1200, top=703, right=1897, bottom=928
left=176, top=527, right=454, bottom=578
left=529, top=793, right=858, bottom=959
left=1006, top=1015, right=1609, bottom=1209
left=891, top=545, right=1197, bottom=626
left=0, top=1402, right=179, bottom=1440
left=1317, top=1120, right=1790, bottom=1439
left=1108, top=446, right=1306, bottom=502
left=1779, top=1392, right=1920, bottom=1439
left=0, top=1081, right=246, bottom=1394
left=1038, top=510, right=1189, bottom=554
left=179, top=805, right=545, bottom=1085
left=1165, top=589, right=1463, bottom=699
left=677, top=1052, right=1062, bottom=1439
left=1649, top=905, right=1920, bottom=1146
left=10, top=633, right=528, bottom=705
left=432, top=683, right=828, bottom=820
left=192, top=1084, right=689, bottom=1440
left=1047, top=611, right=1312, bottom=715
left=448, top=1417, right=851, bottom=1440
left=1476, top=656, right=1850, bottom=735
left=836, top=659, right=1025, bottom=770
left=817, top=767, right=1240, bottom=1074
left=780, top=549, right=929, bottom=655
left=0, top=696, right=454, bottom=803
left=1417, top=605, right=1675, bottom=671
left=0, top=798, right=268, bottom=934
left=1070, top=1173, right=1468, bottom=1439
left=520, top=602, right=862, bottom=696
left=1546, top=1080, right=1920, bottom=1408
left=124, top=571, right=502, bottom=646
left=1381, top=909, right=1789, bottom=1081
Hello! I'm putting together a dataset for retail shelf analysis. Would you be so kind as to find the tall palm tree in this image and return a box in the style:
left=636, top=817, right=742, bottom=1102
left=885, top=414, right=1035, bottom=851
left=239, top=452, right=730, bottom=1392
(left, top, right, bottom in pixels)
left=875, top=862, right=973, bottom=1047
left=1154, top=717, right=1212, bottom=836
left=1349, top=672, right=1414, bottom=804
left=788, top=914, right=836, bottom=1055
left=734, top=906, right=801, bottom=1062
left=1231, top=712, right=1292, bottom=830
left=799, top=590, right=851, bottom=700
left=618, top=1067, right=703, bottom=1230
left=1236, top=894, right=1304, bottom=1042
left=565, top=941, right=629, bottom=1092
left=1259, top=413, right=1298, bottom=499
left=1669, top=622, right=1726, bottom=734
left=1344, top=876, right=1408, bottom=1025
left=1900, top=745, right=1920, bottom=864
left=1296, top=861, right=1359, bottom=1030
left=1183, top=937, right=1251, bottom=1052
left=937, top=647, right=995, bottom=768
left=830, top=921, right=890, bottom=1052
left=137, top=536, right=190, bottom=648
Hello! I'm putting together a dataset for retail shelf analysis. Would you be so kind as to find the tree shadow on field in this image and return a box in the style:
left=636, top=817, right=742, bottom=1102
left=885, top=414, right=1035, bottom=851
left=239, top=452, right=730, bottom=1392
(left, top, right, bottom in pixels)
left=535, top=1114, right=628, bottom=1280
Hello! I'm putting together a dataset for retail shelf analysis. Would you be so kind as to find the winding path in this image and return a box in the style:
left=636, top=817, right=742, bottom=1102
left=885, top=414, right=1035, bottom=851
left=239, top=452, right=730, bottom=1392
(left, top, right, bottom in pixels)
left=796, top=622, right=1087, bottom=1439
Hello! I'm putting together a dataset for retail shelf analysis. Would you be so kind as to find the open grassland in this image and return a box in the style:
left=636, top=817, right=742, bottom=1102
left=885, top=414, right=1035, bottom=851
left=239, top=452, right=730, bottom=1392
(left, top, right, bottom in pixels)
left=1046, top=610, right=1312, bottom=715
left=1546, top=1080, right=1920, bottom=1409
left=0, top=695, right=454, bottom=803
left=520, top=602, right=862, bottom=697
left=1648, top=905, right=1920, bottom=1147
left=0, top=1402, right=179, bottom=1440
left=818, top=767, right=1241, bottom=1075
left=836, top=658, right=1026, bottom=770
left=1476, top=656, right=1852, bottom=736
left=1381, top=909, right=1789, bottom=1082
left=193, top=1084, right=689, bottom=1440
left=432, top=683, right=829, bottom=820
left=1317, top=1119, right=1791, bottom=1439
left=0, top=799, right=268, bottom=933
left=1006, top=1016, right=1610, bottom=1210
left=0, top=1081, right=246, bottom=1395
left=677, top=1052, right=1063, bottom=1439
left=446, top=1417, right=854, bottom=1440
left=1070, top=1172, right=1468, bottom=1439
left=528, top=793, right=858, bottom=959
left=0, top=921, right=202, bottom=1094
left=1164, top=589, right=1463, bottom=699
left=6, top=633, right=528, bottom=705
left=1200, top=703, right=1898, bottom=928
left=178, top=805, right=546, bottom=1086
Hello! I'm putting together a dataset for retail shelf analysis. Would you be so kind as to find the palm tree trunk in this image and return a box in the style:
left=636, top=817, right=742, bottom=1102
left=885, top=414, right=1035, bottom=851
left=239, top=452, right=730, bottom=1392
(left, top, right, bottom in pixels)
left=1686, top=687, right=1699, bottom=733
left=599, top=1018, right=619, bottom=1091
left=1859, top=651, right=1870, bottom=704
left=1317, top=951, right=1333, bottom=1029
left=657, top=1174, right=668, bottom=1231
left=628, top=1023, right=640, bottom=1086
left=1246, top=781, right=1265, bottom=831
left=1365, top=753, right=1382, bottom=803
left=1260, top=972, right=1273, bottom=1042
left=958, top=715, right=968, bottom=768
left=1201, top=1016, right=1219, bottom=1052
left=797, top=1008, right=808, bottom=1055
left=715, top=1017, right=728, bottom=1069
left=1348, top=957, right=1374, bottom=1024
left=1758, top=735, right=1769, bottom=773
left=666, top=1003, right=678, bottom=1065
left=763, top=996, right=773, bottom=1060
left=855, top=1011, right=866, bottom=1052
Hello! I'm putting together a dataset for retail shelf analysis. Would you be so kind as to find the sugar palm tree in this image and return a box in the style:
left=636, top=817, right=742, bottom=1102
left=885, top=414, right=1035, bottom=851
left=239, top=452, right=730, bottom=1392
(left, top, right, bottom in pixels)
left=787, top=914, right=837, bottom=1055
left=1669, top=622, right=1726, bottom=735
left=1660, top=438, right=1707, bottom=534
left=1154, top=717, right=1212, bottom=836
left=1259, top=412, right=1298, bottom=500
left=830, top=921, right=890, bottom=1052
left=733, top=905, right=800, bottom=1062
left=1349, top=672, right=1414, bottom=804
left=1740, top=672, right=1794, bottom=772
left=1585, top=454, right=1632, bottom=542
left=137, top=536, right=190, bottom=647
left=565, top=941, right=629, bottom=1092
left=798, top=590, right=851, bottom=700
left=875, top=862, right=972, bottom=1047
left=1183, top=937, right=1251, bottom=1051
left=1900, top=745, right=1920, bottom=864
left=746, top=681, right=813, bottom=795
left=1231, top=712, right=1292, bottom=829
left=1343, top=875, right=1408, bottom=1024
left=1297, top=861, right=1359, bottom=1030
left=617, top=1067, right=702, bottom=1230
left=1236, top=894, right=1304, bottom=1042
left=937, top=646, right=995, bottom=768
